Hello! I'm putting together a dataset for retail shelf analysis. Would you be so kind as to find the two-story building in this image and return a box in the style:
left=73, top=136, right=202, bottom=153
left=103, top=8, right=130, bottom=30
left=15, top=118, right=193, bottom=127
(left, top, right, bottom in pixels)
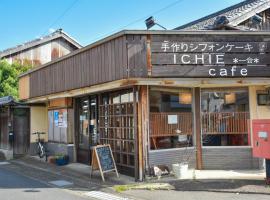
left=0, top=29, right=81, bottom=159
left=18, top=0, right=270, bottom=181
left=0, top=28, right=82, bottom=67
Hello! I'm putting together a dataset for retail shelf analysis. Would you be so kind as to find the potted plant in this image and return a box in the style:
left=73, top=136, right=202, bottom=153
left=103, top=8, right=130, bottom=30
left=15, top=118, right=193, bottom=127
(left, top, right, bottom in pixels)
left=54, top=153, right=69, bottom=166
left=172, top=134, right=193, bottom=179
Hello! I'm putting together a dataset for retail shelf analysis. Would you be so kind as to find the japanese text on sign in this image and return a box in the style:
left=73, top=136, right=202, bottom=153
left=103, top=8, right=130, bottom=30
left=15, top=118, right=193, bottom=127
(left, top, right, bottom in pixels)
left=158, top=41, right=268, bottom=77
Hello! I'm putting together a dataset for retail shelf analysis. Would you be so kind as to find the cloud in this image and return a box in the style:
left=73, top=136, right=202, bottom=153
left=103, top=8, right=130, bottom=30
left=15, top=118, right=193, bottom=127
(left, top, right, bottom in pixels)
left=49, top=28, right=55, bottom=33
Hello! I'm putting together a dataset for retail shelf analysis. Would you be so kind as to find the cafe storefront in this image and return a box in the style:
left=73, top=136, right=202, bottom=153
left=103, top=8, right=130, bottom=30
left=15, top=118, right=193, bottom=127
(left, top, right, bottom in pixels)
left=19, top=30, right=270, bottom=180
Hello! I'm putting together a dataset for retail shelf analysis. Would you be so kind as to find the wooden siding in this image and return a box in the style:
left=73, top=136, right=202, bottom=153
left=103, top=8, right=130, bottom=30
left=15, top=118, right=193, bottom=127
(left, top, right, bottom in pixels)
left=19, top=75, right=30, bottom=100
left=150, top=34, right=270, bottom=78
left=28, top=35, right=148, bottom=98
left=48, top=97, right=72, bottom=109
left=3, top=38, right=78, bottom=68
left=150, top=112, right=193, bottom=137
left=127, top=35, right=148, bottom=77
left=23, top=31, right=270, bottom=99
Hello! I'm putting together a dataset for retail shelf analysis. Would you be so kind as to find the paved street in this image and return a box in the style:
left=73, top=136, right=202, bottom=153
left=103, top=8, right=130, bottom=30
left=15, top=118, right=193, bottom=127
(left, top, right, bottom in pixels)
left=124, top=189, right=270, bottom=200
left=0, top=164, right=89, bottom=200
left=1, top=159, right=270, bottom=200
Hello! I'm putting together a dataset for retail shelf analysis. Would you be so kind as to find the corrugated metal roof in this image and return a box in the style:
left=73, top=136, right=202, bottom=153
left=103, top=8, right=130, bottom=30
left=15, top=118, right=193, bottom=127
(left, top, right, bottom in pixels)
left=175, top=0, right=270, bottom=30
left=0, top=29, right=82, bottom=58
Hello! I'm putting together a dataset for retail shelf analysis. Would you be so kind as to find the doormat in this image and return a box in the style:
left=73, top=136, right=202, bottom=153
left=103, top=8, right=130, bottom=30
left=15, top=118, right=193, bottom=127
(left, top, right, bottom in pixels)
left=48, top=180, right=73, bottom=187
left=84, top=191, right=131, bottom=200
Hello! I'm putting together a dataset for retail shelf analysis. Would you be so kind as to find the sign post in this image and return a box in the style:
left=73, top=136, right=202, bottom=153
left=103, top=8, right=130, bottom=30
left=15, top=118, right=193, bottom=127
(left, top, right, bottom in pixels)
left=90, top=144, right=119, bottom=182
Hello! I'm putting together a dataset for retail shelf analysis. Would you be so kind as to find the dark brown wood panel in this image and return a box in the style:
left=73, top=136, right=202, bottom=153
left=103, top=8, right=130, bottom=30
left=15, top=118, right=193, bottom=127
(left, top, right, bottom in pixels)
left=127, top=35, right=148, bottom=78
left=151, top=34, right=270, bottom=78
left=152, top=53, right=270, bottom=65
left=151, top=65, right=270, bottom=77
left=29, top=36, right=132, bottom=98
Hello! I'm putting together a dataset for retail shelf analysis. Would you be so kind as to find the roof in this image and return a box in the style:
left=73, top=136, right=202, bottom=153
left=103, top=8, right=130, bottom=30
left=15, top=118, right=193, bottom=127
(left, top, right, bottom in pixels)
left=0, top=96, right=25, bottom=106
left=175, top=0, right=270, bottom=30
left=19, top=29, right=270, bottom=78
left=0, top=29, right=82, bottom=58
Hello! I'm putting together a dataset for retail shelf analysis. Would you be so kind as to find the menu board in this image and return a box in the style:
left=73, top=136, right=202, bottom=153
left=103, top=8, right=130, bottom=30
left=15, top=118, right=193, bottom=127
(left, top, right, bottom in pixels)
left=90, top=144, right=119, bottom=181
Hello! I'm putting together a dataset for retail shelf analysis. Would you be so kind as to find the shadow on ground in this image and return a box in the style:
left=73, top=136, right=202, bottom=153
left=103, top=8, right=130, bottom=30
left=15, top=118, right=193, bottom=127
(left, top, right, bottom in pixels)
left=167, top=179, right=270, bottom=195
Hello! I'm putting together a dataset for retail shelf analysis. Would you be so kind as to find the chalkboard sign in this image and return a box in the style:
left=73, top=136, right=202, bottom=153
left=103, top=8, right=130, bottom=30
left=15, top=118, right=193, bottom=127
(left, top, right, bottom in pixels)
left=90, top=144, right=119, bottom=181
left=96, top=145, right=115, bottom=171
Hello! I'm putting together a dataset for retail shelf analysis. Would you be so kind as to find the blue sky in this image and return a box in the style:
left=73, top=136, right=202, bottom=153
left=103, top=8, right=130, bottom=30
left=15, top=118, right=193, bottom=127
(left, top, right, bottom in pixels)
left=0, top=0, right=242, bottom=50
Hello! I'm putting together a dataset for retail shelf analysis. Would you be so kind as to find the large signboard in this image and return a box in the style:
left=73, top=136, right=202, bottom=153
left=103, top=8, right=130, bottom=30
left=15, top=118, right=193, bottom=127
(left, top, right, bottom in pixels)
left=151, top=34, right=270, bottom=77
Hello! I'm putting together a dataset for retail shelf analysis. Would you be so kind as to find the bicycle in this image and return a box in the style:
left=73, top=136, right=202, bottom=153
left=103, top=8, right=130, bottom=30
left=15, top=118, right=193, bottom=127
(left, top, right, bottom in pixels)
left=32, top=132, right=47, bottom=159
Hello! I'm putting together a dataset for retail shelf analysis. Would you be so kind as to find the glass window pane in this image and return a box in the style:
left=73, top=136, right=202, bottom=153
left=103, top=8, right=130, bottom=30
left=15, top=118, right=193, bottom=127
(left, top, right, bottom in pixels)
left=149, top=87, right=193, bottom=150
left=201, top=88, right=249, bottom=146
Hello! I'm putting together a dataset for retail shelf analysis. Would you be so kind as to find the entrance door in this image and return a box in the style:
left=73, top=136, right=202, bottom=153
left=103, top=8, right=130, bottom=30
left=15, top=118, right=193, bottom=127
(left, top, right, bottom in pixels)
left=76, top=96, right=98, bottom=164
left=0, top=110, right=8, bottom=150
left=13, top=108, right=30, bottom=155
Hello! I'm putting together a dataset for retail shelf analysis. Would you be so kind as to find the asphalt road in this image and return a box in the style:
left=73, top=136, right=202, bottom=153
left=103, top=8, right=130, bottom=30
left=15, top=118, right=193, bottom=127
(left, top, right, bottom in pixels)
left=0, top=165, right=89, bottom=200
left=1, top=160, right=270, bottom=200
left=124, top=189, right=270, bottom=200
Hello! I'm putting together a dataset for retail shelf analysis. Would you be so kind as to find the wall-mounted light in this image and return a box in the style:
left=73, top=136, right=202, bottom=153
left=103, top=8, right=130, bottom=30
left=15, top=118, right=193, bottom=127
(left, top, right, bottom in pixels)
left=145, top=16, right=167, bottom=30
left=179, top=92, right=192, bottom=104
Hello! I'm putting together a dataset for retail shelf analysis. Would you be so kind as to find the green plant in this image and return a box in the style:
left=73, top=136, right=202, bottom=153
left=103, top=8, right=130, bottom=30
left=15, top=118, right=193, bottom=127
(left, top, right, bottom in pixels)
left=0, top=60, right=31, bottom=99
left=54, top=153, right=66, bottom=160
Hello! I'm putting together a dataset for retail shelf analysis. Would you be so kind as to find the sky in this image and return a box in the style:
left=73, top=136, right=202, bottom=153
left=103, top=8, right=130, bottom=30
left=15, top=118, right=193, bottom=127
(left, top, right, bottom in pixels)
left=0, top=0, right=243, bottom=50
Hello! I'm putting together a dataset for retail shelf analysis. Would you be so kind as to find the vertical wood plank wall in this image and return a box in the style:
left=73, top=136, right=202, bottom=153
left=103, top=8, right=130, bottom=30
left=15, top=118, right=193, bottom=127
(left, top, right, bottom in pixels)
left=28, top=35, right=148, bottom=98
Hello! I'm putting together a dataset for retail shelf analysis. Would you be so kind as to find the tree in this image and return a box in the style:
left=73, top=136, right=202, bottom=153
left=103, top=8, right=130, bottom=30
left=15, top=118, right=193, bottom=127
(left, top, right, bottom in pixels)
left=0, top=60, right=31, bottom=99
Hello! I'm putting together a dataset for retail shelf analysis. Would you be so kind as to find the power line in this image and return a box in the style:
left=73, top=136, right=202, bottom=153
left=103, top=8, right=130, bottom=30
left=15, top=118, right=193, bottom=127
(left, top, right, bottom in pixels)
left=41, top=0, right=80, bottom=36
left=87, top=0, right=186, bottom=43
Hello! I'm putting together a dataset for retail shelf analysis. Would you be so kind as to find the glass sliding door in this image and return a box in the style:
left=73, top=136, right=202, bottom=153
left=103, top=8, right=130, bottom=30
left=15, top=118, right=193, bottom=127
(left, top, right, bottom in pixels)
left=89, top=96, right=98, bottom=146
left=77, top=97, right=90, bottom=164
left=76, top=95, right=99, bottom=164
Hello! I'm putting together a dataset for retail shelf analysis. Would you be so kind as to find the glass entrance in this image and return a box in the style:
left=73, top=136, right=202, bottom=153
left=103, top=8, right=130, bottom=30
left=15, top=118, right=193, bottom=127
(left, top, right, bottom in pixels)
left=76, top=95, right=98, bottom=164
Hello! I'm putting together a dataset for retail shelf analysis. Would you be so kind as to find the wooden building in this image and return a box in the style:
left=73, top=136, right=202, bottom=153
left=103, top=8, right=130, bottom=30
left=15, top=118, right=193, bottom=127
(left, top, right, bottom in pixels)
left=0, top=96, right=29, bottom=159
left=18, top=29, right=270, bottom=180
left=18, top=0, right=270, bottom=180
left=0, top=29, right=82, bottom=68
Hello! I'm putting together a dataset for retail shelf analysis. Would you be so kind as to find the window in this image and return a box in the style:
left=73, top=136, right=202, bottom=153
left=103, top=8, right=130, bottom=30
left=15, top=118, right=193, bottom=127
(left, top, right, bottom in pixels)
left=99, top=90, right=135, bottom=175
left=149, top=87, right=193, bottom=150
left=257, top=93, right=270, bottom=106
left=48, top=109, right=68, bottom=143
left=78, top=97, right=89, bottom=149
left=201, top=88, right=249, bottom=146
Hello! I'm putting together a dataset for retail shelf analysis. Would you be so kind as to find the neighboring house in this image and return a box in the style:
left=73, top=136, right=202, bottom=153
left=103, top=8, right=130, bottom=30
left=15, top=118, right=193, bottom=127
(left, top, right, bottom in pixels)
left=0, top=29, right=81, bottom=160
left=0, top=29, right=82, bottom=67
left=175, top=0, right=270, bottom=30
left=0, top=96, right=29, bottom=160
